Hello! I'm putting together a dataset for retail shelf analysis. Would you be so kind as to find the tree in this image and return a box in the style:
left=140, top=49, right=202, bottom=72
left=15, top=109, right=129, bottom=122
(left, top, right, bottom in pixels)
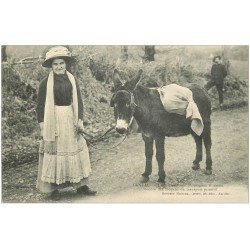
left=120, top=46, right=128, bottom=62
left=221, top=46, right=231, bottom=74
left=2, top=45, right=7, bottom=62
left=143, top=45, right=155, bottom=62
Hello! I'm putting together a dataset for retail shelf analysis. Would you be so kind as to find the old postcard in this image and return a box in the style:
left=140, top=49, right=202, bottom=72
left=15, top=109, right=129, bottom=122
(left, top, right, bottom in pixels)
left=1, top=45, right=249, bottom=203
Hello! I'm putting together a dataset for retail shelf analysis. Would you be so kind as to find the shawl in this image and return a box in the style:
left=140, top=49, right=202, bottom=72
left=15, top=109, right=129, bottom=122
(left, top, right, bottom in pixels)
left=43, top=70, right=78, bottom=142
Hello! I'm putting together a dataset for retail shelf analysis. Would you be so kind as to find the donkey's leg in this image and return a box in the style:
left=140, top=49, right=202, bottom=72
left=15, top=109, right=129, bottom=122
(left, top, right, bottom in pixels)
left=191, top=134, right=203, bottom=170
left=141, top=134, right=154, bottom=182
left=203, top=123, right=213, bottom=175
left=155, top=136, right=166, bottom=183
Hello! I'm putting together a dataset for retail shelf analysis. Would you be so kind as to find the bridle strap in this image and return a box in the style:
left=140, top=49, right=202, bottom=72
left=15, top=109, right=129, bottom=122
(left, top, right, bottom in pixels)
left=128, top=116, right=134, bottom=128
left=129, top=91, right=138, bottom=111
left=127, top=91, right=138, bottom=130
left=113, top=90, right=138, bottom=130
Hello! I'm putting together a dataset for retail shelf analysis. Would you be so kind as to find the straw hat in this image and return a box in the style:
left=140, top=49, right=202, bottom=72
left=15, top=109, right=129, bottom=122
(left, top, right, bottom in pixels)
left=42, top=46, right=76, bottom=68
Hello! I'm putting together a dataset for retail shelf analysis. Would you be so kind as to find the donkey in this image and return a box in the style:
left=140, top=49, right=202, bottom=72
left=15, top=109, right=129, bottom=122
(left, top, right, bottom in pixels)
left=110, top=69, right=212, bottom=183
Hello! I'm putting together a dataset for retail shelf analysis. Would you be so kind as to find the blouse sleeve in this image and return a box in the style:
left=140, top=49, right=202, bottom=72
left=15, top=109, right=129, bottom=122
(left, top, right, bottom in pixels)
left=76, top=79, right=83, bottom=120
left=36, top=77, right=47, bottom=123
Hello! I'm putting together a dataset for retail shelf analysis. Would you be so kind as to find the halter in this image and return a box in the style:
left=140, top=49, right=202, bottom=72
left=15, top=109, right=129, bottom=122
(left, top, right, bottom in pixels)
left=129, top=91, right=138, bottom=110
left=114, top=89, right=139, bottom=130
left=127, top=91, right=138, bottom=129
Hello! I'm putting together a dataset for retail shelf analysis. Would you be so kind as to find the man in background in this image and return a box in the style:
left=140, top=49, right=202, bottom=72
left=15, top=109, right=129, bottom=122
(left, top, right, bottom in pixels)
left=205, top=55, right=228, bottom=109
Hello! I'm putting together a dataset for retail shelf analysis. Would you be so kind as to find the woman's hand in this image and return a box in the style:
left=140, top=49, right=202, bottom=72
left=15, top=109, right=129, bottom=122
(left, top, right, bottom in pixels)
left=77, top=119, right=84, bottom=133
left=75, top=119, right=84, bottom=140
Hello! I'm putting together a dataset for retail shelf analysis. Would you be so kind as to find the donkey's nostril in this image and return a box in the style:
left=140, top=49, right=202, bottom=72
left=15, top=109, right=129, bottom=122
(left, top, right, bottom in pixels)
left=115, top=127, right=126, bottom=134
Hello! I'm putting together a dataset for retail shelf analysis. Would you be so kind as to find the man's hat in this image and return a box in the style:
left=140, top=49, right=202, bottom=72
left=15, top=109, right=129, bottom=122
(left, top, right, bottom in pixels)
left=213, top=55, right=221, bottom=62
left=42, top=46, right=76, bottom=68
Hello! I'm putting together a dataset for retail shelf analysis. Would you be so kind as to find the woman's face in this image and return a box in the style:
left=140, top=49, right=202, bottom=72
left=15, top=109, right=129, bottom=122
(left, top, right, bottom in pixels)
left=52, top=58, right=66, bottom=75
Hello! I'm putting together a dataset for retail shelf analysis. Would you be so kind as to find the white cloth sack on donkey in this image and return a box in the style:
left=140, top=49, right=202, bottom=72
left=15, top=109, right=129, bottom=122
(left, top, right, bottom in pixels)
left=158, top=84, right=204, bottom=136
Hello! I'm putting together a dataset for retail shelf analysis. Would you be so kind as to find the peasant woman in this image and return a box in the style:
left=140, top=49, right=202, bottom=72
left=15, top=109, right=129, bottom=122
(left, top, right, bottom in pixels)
left=36, top=46, right=96, bottom=200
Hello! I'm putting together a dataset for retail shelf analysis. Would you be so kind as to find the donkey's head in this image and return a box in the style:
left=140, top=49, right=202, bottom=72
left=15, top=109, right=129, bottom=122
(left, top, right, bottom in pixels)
left=110, top=69, right=143, bottom=134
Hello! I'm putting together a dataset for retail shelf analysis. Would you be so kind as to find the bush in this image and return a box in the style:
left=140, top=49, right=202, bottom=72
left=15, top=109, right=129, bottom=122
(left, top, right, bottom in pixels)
left=2, top=47, right=248, bottom=168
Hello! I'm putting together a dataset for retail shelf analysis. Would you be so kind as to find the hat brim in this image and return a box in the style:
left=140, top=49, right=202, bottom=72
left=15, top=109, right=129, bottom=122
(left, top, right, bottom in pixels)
left=42, top=56, right=76, bottom=68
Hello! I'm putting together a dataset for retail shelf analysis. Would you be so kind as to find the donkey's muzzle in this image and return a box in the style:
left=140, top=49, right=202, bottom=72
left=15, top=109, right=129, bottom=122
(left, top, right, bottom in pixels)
left=115, top=119, right=128, bottom=134
left=115, top=127, right=127, bottom=134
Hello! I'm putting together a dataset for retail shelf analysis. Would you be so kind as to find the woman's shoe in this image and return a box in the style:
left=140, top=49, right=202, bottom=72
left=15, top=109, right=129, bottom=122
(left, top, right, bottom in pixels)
left=50, top=190, right=61, bottom=201
left=77, top=185, right=97, bottom=196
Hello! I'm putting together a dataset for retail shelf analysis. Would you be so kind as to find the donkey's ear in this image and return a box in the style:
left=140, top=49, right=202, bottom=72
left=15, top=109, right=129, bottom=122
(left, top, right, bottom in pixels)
left=125, top=69, right=143, bottom=91
left=113, top=69, right=124, bottom=91
left=110, top=94, right=115, bottom=107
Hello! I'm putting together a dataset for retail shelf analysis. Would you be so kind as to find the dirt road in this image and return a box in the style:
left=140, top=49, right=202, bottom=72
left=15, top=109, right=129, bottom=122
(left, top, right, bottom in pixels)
left=2, top=106, right=248, bottom=203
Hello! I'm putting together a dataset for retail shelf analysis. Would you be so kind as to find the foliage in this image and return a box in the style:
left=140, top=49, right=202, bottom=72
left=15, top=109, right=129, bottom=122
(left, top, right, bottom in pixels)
left=2, top=46, right=248, bottom=168
left=1, top=65, right=40, bottom=167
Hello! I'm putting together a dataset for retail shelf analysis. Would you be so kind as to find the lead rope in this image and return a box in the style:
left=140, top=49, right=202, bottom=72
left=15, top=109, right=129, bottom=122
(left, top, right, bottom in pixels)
left=80, top=91, right=137, bottom=151
left=80, top=126, right=115, bottom=142
left=81, top=133, right=128, bottom=151
left=78, top=125, right=128, bottom=151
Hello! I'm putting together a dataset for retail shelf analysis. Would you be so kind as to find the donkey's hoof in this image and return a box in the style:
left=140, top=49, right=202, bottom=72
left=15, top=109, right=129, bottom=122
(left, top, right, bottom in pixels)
left=157, top=178, right=165, bottom=184
left=140, top=176, right=149, bottom=183
left=192, top=164, right=201, bottom=171
left=204, top=169, right=212, bottom=175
